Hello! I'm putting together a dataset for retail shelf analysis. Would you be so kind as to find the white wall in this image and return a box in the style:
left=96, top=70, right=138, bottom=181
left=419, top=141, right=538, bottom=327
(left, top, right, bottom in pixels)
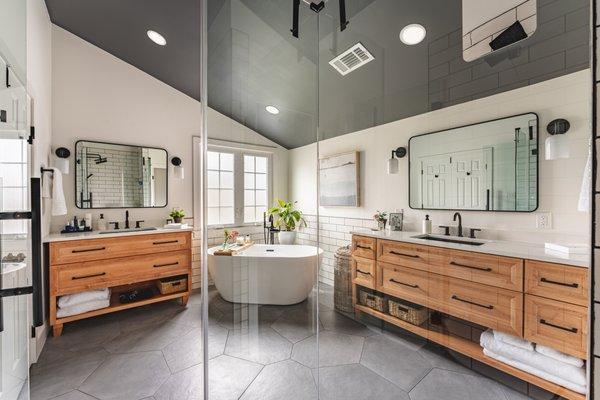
left=290, top=70, right=591, bottom=245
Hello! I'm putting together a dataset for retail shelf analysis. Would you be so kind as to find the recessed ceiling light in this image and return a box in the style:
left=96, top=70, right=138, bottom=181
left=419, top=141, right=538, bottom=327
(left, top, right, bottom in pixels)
left=265, top=105, right=279, bottom=115
left=399, top=24, right=426, bottom=45
left=147, top=30, right=167, bottom=46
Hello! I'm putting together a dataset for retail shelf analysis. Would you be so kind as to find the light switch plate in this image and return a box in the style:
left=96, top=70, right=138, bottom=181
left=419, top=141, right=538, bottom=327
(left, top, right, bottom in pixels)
left=536, top=212, right=552, bottom=229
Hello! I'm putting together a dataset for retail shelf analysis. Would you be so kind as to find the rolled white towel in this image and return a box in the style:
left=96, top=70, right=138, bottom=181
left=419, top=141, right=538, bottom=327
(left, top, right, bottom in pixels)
left=536, top=345, right=584, bottom=368
left=56, top=299, right=110, bottom=318
left=480, top=330, right=586, bottom=387
left=58, top=288, right=110, bottom=309
left=493, top=330, right=534, bottom=351
left=483, top=348, right=586, bottom=395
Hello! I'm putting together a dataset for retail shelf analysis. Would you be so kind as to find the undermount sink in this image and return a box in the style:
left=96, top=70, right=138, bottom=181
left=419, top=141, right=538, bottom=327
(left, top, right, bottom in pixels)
left=411, top=234, right=485, bottom=246
left=99, top=227, right=158, bottom=234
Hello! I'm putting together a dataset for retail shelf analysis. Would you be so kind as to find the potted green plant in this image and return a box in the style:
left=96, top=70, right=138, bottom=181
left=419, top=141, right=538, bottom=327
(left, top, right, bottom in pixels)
left=268, top=199, right=307, bottom=245
left=169, top=207, right=185, bottom=224
left=374, top=210, right=388, bottom=231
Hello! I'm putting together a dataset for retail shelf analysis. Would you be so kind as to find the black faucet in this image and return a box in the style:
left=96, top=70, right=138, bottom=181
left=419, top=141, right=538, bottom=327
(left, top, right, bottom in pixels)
left=453, top=212, right=463, bottom=237
left=125, top=210, right=130, bottom=229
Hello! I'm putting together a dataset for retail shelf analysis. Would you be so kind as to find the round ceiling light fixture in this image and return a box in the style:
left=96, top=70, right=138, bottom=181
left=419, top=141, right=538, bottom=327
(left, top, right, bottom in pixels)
left=265, top=105, right=280, bottom=115
left=399, top=24, right=426, bottom=45
left=147, top=30, right=167, bottom=46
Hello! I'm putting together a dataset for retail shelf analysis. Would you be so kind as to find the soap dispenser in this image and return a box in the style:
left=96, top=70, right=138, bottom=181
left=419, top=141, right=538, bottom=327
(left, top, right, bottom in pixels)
left=97, top=214, right=107, bottom=231
left=422, top=215, right=432, bottom=234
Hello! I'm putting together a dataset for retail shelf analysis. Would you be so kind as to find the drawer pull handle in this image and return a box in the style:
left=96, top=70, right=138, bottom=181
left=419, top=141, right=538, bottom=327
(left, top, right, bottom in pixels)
left=153, top=240, right=179, bottom=245
left=72, top=272, right=106, bottom=280
left=356, top=269, right=371, bottom=276
left=540, top=319, right=578, bottom=333
left=540, top=277, right=579, bottom=288
left=154, top=262, right=180, bottom=268
left=450, top=261, right=492, bottom=272
left=451, top=295, right=494, bottom=310
left=72, top=246, right=106, bottom=253
left=389, top=278, right=419, bottom=289
left=389, top=251, right=419, bottom=259
left=356, top=244, right=372, bottom=250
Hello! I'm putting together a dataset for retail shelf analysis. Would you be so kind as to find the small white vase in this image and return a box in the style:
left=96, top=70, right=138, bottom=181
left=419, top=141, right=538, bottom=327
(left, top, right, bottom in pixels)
left=278, top=231, right=296, bottom=245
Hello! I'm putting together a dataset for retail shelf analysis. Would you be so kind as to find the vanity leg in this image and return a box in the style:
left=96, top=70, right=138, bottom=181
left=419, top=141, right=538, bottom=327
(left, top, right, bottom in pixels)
left=53, top=324, right=63, bottom=337
left=180, top=295, right=189, bottom=307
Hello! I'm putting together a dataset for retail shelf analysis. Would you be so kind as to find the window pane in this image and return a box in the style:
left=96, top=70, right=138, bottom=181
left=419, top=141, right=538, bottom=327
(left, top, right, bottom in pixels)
left=207, top=189, right=219, bottom=206
left=255, top=156, right=267, bottom=173
left=244, top=190, right=255, bottom=206
left=220, top=171, right=234, bottom=189
left=0, top=139, right=23, bottom=163
left=0, top=164, right=24, bottom=187
left=256, top=206, right=266, bottom=220
left=255, top=173, right=267, bottom=190
left=255, top=190, right=267, bottom=206
left=244, top=155, right=255, bottom=172
left=220, top=207, right=234, bottom=224
left=220, top=153, right=234, bottom=171
left=244, top=173, right=254, bottom=189
left=207, top=208, right=219, bottom=225
left=244, top=206, right=255, bottom=223
left=207, top=151, right=219, bottom=170
left=220, top=189, right=234, bottom=207
left=1, top=188, right=26, bottom=211
left=207, top=171, right=219, bottom=188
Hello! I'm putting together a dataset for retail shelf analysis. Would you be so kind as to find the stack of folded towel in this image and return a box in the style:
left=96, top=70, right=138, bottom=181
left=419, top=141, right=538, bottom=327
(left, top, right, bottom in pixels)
left=57, top=288, right=111, bottom=318
left=480, top=330, right=586, bottom=394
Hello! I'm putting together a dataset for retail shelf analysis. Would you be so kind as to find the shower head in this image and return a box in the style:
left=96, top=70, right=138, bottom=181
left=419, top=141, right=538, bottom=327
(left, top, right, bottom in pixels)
left=95, top=157, right=108, bottom=164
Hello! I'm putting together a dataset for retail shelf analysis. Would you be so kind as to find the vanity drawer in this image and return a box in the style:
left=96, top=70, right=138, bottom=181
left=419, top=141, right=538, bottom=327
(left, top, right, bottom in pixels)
left=524, top=295, right=588, bottom=359
left=377, top=240, right=429, bottom=271
left=429, top=248, right=523, bottom=292
left=524, top=260, right=588, bottom=306
left=377, top=262, right=430, bottom=306
left=50, top=232, right=191, bottom=264
left=52, top=250, right=190, bottom=295
left=351, top=236, right=376, bottom=259
left=352, top=256, right=376, bottom=289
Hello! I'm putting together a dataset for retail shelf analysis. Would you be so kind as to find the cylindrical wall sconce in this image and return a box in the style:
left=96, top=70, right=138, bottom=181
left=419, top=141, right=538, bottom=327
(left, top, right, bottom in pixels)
left=545, top=119, right=570, bottom=160
left=387, top=147, right=407, bottom=174
left=54, top=147, right=71, bottom=174
left=171, top=156, right=184, bottom=179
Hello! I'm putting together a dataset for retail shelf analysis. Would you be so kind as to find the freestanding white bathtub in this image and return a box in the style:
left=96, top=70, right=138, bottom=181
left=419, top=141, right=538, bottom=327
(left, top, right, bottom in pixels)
left=207, top=244, right=323, bottom=305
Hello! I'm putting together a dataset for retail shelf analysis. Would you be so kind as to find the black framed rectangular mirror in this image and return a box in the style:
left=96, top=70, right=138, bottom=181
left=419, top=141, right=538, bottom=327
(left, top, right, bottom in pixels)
left=75, top=140, right=168, bottom=209
left=409, top=113, right=538, bottom=212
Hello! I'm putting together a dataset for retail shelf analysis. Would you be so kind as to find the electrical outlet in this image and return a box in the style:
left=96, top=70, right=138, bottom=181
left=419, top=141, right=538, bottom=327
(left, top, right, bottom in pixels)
left=536, top=212, right=552, bottom=229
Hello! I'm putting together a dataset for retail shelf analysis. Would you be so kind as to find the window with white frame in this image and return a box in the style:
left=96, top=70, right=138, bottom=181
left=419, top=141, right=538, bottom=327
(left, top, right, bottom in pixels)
left=207, top=147, right=271, bottom=227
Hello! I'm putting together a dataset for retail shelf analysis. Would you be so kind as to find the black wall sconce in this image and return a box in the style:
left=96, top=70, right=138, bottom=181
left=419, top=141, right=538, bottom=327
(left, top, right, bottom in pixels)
left=41, top=147, right=71, bottom=176
left=545, top=118, right=570, bottom=160
left=171, top=156, right=184, bottom=179
left=387, top=146, right=407, bottom=174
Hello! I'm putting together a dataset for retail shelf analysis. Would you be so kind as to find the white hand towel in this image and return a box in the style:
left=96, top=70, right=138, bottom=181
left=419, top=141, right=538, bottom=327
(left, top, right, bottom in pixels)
left=51, top=168, right=67, bottom=216
left=483, top=349, right=586, bottom=395
left=57, top=298, right=110, bottom=318
left=578, top=139, right=591, bottom=212
left=41, top=172, right=51, bottom=198
left=536, top=344, right=584, bottom=368
left=58, top=288, right=110, bottom=309
left=493, top=330, right=534, bottom=351
left=480, top=330, right=586, bottom=387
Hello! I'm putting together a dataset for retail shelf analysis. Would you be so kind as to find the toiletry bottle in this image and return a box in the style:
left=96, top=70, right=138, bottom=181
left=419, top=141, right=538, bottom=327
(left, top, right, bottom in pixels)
left=73, top=216, right=79, bottom=231
left=97, top=214, right=107, bottom=231
left=85, top=213, right=92, bottom=230
left=423, top=215, right=432, bottom=234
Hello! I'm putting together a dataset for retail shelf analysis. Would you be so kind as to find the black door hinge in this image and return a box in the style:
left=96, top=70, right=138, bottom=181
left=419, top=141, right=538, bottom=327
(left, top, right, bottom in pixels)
left=28, top=126, right=35, bottom=144
left=5, top=66, right=10, bottom=88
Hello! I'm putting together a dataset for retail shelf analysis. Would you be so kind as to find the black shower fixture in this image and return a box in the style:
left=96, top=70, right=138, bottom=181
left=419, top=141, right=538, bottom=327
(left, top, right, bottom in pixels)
left=291, top=0, right=348, bottom=38
left=489, top=20, right=527, bottom=51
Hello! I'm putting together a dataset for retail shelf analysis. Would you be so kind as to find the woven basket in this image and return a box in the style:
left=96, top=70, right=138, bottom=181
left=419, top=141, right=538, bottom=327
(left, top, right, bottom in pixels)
left=359, top=290, right=386, bottom=312
left=334, top=246, right=354, bottom=313
left=389, top=298, right=428, bottom=326
left=158, top=276, right=187, bottom=295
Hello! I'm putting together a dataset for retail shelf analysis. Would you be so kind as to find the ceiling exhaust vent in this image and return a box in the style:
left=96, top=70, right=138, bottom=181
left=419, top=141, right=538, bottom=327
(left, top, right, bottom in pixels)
left=329, top=43, right=374, bottom=76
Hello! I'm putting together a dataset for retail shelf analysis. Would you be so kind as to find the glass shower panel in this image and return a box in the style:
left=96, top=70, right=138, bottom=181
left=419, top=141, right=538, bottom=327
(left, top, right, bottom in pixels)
left=205, top=0, right=320, bottom=398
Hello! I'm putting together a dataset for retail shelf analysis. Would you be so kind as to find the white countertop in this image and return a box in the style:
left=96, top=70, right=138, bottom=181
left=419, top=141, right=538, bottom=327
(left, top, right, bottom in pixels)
left=351, top=229, right=590, bottom=268
left=43, top=227, right=193, bottom=243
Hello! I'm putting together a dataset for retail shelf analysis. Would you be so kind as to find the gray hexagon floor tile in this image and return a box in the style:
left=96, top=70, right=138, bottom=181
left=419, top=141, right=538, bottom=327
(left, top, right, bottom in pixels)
left=225, top=327, right=292, bottom=365
left=240, top=360, right=317, bottom=400
left=217, top=305, right=284, bottom=331
left=317, top=364, right=409, bottom=400
left=291, top=331, right=364, bottom=368
left=115, top=301, right=183, bottom=333
left=360, top=334, right=431, bottom=391
left=418, top=342, right=474, bottom=374
left=270, top=304, right=319, bottom=343
left=49, top=390, right=98, bottom=400
left=319, top=309, right=376, bottom=337
left=154, top=355, right=262, bottom=400
left=103, top=320, right=193, bottom=353
left=409, top=368, right=513, bottom=400
left=167, top=304, right=203, bottom=328
left=49, top=315, right=121, bottom=352
left=30, top=348, right=109, bottom=400
left=162, top=324, right=228, bottom=373
left=79, top=351, right=170, bottom=400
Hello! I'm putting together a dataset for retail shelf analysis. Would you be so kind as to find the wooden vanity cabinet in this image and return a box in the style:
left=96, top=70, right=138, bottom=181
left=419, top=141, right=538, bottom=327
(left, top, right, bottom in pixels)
left=49, top=231, right=192, bottom=337
left=351, top=234, right=589, bottom=400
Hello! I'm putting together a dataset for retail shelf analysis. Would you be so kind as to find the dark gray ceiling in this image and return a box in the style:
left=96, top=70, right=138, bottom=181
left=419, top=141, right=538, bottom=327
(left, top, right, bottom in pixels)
left=45, top=0, right=589, bottom=149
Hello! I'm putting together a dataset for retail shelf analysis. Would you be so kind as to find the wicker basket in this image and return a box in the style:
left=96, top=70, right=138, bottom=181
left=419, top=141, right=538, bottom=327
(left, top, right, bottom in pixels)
left=158, top=276, right=188, bottom=295
left=359, top=290, right=386, bottom=312
left=388, top=298, right=428, bottom=326
left=334, top=246, right=354, bottom=313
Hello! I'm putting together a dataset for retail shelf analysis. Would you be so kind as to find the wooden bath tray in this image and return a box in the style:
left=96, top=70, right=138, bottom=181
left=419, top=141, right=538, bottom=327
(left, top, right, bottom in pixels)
left=213, top=241, right=255, bottom=256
